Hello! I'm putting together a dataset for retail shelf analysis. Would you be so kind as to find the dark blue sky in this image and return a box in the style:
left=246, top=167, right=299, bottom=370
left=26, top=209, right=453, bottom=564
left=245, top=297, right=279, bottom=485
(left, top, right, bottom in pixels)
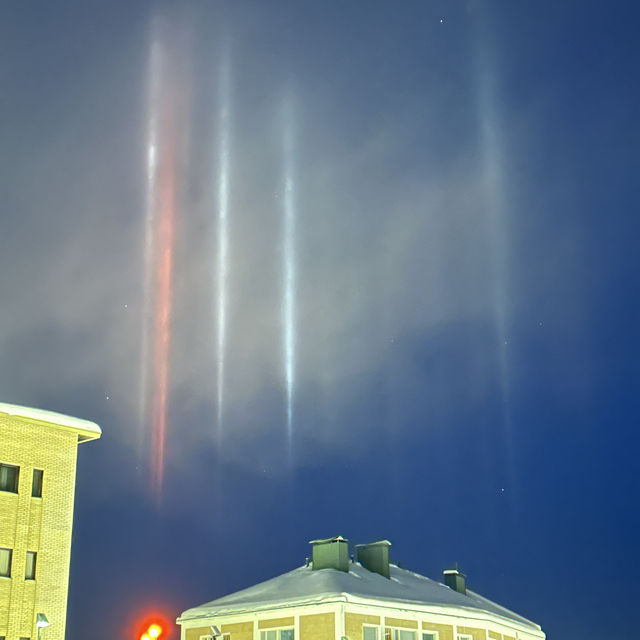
left=1, top=1, right=639, bottom=639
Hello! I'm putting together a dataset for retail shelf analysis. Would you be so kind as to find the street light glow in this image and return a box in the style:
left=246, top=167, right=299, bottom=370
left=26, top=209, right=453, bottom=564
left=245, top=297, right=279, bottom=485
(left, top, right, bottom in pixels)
left=36, top=613, right=50, bottom=629
left=139, top=621, right=163, bottom=640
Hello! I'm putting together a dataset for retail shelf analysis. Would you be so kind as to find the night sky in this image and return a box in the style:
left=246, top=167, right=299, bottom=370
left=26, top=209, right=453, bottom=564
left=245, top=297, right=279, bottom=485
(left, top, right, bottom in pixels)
left=1, top=1, right=638, bottom=639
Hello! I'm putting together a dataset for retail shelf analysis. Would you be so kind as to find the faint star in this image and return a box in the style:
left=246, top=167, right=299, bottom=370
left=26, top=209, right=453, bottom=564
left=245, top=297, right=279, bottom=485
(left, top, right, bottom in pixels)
left=440, top=18, right=444, bottom=23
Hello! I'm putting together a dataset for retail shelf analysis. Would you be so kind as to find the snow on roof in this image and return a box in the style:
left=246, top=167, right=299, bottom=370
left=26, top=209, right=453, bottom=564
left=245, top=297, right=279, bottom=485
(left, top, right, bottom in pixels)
left=309, top=536, right=348, bottom=544
left=0, top=402, right=101, bottom=442
left=180, top=562, right=540, bottom=630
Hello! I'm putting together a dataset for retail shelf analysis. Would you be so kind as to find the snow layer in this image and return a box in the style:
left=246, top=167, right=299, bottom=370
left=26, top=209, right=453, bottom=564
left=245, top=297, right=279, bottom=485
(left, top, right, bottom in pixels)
left=0, top=401, right=101, bottom=441
left=181, top=562, right=539, bottom=630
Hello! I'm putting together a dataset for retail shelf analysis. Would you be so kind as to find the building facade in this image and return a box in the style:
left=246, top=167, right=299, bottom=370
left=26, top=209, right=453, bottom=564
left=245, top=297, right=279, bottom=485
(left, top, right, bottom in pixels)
left=0, top=403, right=101, bottom=640
left=178, top=537, right=545, bottom=640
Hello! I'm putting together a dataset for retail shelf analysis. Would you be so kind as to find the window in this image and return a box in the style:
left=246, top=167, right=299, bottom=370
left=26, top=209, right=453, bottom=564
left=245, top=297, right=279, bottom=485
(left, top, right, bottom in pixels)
left=457, top=636, right=473, bottom=640
left=25, top=551, right=37, bottom=580
left=0, top=548, right=12, bottom=577
left=0, top=464, right=19, bottom=493
left=260, top=630, right=294, bottom=640
left=32, top=469, right=43, bottom=498
left=423, top=634, right=438, bottom=640
left=385, top=630, right=416, bottom=640
left=364, top=626, right=379, bottom=640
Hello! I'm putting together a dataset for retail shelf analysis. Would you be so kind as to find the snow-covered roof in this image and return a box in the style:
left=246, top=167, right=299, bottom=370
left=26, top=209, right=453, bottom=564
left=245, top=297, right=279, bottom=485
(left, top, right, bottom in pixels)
left=0, top=402, right=101, bottom=443
left=180, top=562, right=540, bottom=631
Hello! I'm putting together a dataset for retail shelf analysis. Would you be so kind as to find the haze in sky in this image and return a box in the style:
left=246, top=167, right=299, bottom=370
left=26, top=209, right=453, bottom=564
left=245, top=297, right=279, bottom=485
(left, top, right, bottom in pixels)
left=0, top=1, right=638, bottom=639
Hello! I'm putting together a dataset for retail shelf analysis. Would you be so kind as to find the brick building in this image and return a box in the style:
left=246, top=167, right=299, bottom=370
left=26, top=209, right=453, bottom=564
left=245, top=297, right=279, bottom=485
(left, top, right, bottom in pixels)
left=0, top=402, right=101, bottom=640
left=178, top=537, right=545, bottom=640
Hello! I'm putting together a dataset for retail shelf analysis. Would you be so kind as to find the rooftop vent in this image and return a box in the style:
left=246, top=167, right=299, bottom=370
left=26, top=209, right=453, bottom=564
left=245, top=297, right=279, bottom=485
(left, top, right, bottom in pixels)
left=443, top=563, right=466, bottom=594
left=355, top=540, right=391, bottom=579
left=309, top=536, right=349, bottom=572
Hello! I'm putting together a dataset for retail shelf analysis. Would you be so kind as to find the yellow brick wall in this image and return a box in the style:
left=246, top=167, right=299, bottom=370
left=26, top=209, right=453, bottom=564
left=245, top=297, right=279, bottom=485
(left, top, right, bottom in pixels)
left=0, top=493, right=18, bottom=542
left=345, top=612, right=380, bottom=639
left=0, top=492, right=17, bottom=633
left=0, top=413, right=84, bottom=640
left=457, top=625, right=486, bottom=640
left=385, top=616, right=418, bottom=629
left=26, top=501, right=42, bottom=550
left=221, top=620, right=254, bottom=639
left=258, top=617, right=295, bottom=629
left=184, top=625, right=211, bottom=640
left=180, top=610, right=538, bottom=640
left=299, top=612, right=334, bottom=640
left=422, top=621, right=455, bottom=640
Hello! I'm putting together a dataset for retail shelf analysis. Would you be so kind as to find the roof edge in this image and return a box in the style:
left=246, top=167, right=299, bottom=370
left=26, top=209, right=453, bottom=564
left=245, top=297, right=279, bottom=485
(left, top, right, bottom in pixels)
left=177, top=593, right=349, bottom=623
left=0, top=402, right=102, bottom=442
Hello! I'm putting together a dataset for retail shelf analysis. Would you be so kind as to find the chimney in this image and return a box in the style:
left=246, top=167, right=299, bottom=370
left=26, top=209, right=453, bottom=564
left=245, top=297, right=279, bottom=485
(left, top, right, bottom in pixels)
left=355, top=540, right=391, bottom=579
left=309, top=536, right=349, bottom=572
left=443, top=563, right=466, bottom=594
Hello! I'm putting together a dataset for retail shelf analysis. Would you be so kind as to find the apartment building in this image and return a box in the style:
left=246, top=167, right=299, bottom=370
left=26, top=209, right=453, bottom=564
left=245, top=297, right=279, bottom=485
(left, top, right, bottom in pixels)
left=0, top=402, right=101, bottom=640
left=178, top=537, right=545, bottom=640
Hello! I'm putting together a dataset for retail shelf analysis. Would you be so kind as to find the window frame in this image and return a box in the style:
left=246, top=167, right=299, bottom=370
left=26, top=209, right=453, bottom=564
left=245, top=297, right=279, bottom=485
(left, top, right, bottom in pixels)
left=0, top=547, right=12, bottom=578
left=259, top=628, right=295, bottom=640
left=363, top=624, right=380, bottom=640
left=0, top=463, right=20, bottom=494
left=32, top=469, right=43, bottom=498
left=385, top=629, right=417, bottom=640
left=25, top=551, right=37, bottom=580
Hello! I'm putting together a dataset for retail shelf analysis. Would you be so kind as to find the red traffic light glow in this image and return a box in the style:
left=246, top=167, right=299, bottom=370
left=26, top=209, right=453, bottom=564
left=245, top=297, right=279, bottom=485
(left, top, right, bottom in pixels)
left=135, top=614, right=171, bottom=640
left=139, top=622, right=163, bottom=640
